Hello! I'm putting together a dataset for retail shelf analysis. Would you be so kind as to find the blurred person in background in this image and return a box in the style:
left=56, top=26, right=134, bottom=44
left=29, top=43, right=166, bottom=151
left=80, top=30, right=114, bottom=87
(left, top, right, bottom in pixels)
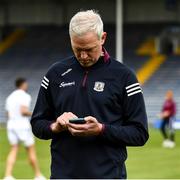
left=3, top=78, right=45, bottom=180
left=160, top=90, right=176, bottom=148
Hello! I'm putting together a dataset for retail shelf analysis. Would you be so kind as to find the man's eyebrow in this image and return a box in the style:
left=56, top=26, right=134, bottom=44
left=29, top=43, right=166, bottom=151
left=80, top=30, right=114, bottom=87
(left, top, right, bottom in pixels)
left=75, top=45, right=97, bottom=51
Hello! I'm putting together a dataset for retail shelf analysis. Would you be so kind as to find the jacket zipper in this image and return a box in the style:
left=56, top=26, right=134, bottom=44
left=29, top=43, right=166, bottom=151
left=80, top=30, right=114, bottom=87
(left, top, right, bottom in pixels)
left=82, top=71, right=89, bottom=87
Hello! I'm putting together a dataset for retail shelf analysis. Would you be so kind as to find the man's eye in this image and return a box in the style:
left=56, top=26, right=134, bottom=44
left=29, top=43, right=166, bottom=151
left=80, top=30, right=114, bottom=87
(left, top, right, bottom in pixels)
left=86, top=49, right=92, bottom=52
left=74, top=47, right=95, bottom=53
left=74, top=49, right=81, bottom=52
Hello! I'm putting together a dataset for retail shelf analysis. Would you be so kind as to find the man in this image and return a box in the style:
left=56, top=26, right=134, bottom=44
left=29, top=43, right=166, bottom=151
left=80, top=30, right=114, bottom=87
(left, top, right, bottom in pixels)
left=31, top=10, right=149, bottom=179
left=160, top=90, right=176, bottom=148
left=4, top=78, right=45, bottom=180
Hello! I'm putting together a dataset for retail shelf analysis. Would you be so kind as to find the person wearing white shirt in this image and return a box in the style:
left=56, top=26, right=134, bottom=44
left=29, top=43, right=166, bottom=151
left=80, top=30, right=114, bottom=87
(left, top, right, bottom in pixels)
left=4, top=78, right=45, bottom=180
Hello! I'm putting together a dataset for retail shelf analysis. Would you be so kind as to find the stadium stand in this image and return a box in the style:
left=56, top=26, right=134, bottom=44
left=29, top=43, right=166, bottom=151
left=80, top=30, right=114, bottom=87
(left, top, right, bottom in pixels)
left=143, top=55, right=180, bottom=122
left=0, top=26, right=71, bottom=123
left=0, top=24, right=179, bottom=124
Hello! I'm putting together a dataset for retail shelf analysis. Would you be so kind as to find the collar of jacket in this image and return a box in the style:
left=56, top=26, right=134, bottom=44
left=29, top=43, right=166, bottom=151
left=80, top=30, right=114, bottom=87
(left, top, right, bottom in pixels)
left=102, top=47, right=110, bottom=63
left=75, top=47, right=111, bottom=71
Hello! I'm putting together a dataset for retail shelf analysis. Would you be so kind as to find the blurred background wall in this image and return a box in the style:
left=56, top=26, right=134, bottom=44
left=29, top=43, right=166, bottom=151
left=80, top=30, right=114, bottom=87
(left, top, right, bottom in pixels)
left=0, top=0, right=180, bottom=26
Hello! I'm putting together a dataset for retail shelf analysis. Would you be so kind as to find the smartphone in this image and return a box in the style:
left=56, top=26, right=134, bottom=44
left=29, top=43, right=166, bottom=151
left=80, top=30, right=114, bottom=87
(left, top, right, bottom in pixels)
left=69, top=118, right=86, bottom=124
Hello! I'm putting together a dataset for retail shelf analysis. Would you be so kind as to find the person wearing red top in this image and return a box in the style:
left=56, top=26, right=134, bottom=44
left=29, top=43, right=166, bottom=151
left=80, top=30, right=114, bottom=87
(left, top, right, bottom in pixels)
left=160, top=90, right=176, bottom=148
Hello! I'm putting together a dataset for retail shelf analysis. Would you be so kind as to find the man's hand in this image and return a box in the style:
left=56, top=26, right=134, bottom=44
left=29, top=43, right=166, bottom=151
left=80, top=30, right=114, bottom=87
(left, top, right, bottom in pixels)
left=50, top=112, right=78, bottom=133
left=67, top=116, right=103, bottom=136
left=159, top=111, right=170, bottom=119
left=20, top=105, right=32, bottom=117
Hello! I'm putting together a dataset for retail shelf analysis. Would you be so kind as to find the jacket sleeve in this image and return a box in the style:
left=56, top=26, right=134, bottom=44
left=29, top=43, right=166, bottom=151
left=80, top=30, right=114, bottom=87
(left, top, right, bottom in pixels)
left=31, top=69, right=56, bottom=140
left=101, top=70, right=149, bottom=146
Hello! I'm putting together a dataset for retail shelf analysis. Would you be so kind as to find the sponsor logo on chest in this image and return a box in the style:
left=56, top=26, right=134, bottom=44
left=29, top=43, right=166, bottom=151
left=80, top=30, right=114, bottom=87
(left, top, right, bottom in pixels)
left=59, top=81, right=75, bottom=88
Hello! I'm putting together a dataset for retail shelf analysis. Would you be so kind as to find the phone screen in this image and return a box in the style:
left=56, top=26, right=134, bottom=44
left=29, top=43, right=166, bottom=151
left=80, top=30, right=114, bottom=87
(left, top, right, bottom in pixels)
left=69, top=118, right=86, bottom=124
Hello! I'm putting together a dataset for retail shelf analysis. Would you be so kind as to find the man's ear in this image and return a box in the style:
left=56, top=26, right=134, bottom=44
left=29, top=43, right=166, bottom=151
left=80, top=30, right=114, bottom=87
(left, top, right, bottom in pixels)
left=101, top=32, right=107, bottom=45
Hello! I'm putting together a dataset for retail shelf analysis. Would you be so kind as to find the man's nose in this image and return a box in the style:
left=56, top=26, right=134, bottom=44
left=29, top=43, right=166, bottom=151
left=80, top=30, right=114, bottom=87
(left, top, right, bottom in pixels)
left=80, top=51, right=88, bottom=59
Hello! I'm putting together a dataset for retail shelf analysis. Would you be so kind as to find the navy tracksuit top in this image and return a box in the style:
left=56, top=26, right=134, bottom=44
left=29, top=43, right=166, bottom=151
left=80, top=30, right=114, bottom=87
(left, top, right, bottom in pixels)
left=31, top=50, right=149, bottom=179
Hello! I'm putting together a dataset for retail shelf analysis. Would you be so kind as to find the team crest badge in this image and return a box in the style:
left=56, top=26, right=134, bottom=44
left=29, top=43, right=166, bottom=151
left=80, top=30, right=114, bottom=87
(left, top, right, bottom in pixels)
left=93, top=81, right=105, bottom=92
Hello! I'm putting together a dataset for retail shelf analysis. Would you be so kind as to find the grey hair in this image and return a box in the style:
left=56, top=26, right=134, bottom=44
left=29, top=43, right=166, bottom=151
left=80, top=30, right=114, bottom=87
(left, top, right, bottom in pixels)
left=69, top=10, right=104, bottom=39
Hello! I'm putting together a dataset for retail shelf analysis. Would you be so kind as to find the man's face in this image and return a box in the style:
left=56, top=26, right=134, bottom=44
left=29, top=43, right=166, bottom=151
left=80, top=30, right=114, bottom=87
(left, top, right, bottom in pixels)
left=165, top=91, right=173, bottom=100
left=21, top=82, right=28, bottom=91
left=71, top=31, right=107, bottom=67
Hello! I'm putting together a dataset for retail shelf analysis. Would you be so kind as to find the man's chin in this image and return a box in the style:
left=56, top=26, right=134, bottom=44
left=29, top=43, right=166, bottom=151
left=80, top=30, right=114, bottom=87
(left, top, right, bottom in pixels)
left=80, top=62, right=94, bottom=67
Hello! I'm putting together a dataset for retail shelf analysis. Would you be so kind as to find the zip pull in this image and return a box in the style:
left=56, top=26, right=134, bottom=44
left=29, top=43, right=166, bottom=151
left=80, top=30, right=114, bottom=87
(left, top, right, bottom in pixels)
left=82, top=71, right=89, bottom=87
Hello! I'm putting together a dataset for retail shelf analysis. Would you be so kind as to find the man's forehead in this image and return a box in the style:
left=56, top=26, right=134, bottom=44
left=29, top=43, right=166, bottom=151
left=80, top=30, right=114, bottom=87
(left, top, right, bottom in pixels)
left=72, top=31, right=98, bottom=41
left=71, top=36, right=99, bottom=49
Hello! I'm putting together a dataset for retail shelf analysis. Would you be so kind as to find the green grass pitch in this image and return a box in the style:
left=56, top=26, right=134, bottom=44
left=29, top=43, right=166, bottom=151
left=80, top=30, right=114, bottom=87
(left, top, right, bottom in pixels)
left=0, top=127, right=180, bottom=179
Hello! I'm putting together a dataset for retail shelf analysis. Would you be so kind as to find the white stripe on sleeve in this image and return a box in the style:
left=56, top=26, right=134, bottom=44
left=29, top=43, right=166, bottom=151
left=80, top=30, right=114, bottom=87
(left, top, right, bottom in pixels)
left=42, top=79, right=49, bottom=86
left=128, top=90, right=142, bottom=97
left=127, top=86, right=141, bottom=93
left=41, top=83, right=47, bottom=89
left=44, top=76, right=49, bottom=83
left=126, top=83, right=139, bottom=90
